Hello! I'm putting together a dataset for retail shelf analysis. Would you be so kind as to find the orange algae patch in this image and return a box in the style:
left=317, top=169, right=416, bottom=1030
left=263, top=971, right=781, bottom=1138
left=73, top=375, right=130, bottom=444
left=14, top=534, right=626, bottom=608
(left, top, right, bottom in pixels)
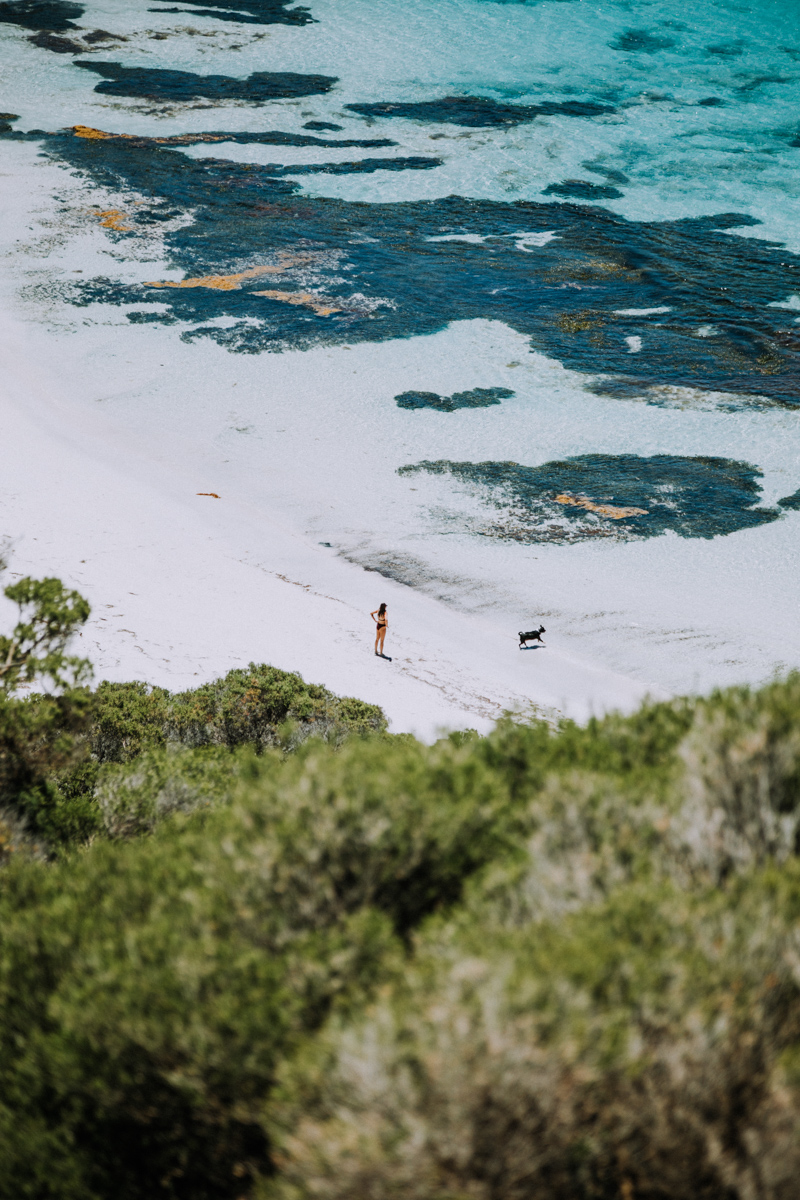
left=72, top=125, right=236, bottom=145
left=146, top=265, right=280, bottom=291
left=73, top=125, right=117, bottom=140
left=555, top=494, right=648, bottom=519
left=96, top=208, right=132, bottom=231
left=253, top=289, right=341, bottom=315
left=145, top=253, right=326, bottom=292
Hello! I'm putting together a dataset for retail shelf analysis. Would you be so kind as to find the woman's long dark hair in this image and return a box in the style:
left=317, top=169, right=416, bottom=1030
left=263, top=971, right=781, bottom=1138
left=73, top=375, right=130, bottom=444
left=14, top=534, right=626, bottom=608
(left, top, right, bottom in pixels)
left=378, top=603, right=386, bottom=617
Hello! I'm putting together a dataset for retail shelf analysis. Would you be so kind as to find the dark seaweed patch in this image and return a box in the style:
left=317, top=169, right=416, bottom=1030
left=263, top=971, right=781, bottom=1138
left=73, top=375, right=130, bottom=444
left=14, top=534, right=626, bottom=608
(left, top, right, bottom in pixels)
left=705, top=41, right=746, bottom=58
left=778, top=488, right=800, bottom=510
left=396, top=387, right=514, bottom=411
left=127, top=309, right=180, bottom=325
left=74, top=61, right=336, bottom=101
left=83, top=29, right=125, bottom=42
left=148, top=0, right=313, bottom=23
left=33, top=131, right=800, bottom=402
left=163, top=154, right=441, bottom=179
left=698, top=97, right=725, bottom=106
left=0, top=0, right=82, bottom=30
left=736, top=75, right=792, bottom=94
left=304, top=121, right=343, bottom=131
left=543, top=179, right=624, bottom=200
left=582, top=377, right=652, bottom=401
left=188, top=130, right=394, bottom=149
left=27, top=28, right=81, bottom=50
left=271, top=156, right=441, bottom=176
left=399, top=455, right=779, bottom=543
left=77, top=129, right=395, bottom=150
left=610, top=29, right=676, bottom=54
left=582, top=163, right=629, bottom=185
left=346, top=96, right=615, bottom=127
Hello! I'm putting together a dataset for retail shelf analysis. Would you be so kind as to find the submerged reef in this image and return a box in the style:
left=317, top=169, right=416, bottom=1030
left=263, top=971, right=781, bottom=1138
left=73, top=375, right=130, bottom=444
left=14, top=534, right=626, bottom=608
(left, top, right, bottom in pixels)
left=11, top=122, right=800, bottom=402
left=74, top=61, right=337, bottom=101
left=610, top=28, right=677, bottom=53
left=147, top=0, right=314, bottom=23
left=70, top=124, right=395, bottom=149
left=0, top=0, right=83, bottom=30
left=396, top=387, right=515, bottom=411
left=303, top=120, right=343, bottom=131
left=778, top=488, right=800, bottom=510
left=399, top=454, right=780, bottom=543
left=346, top=95, right=616, bottom=127
left=543, top=178, right=624, bottom=199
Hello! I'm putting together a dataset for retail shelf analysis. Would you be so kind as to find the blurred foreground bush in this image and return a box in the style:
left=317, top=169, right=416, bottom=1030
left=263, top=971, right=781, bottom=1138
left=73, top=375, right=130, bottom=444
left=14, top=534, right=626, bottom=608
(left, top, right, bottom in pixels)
left=2, top=676, right=800, bottom=1198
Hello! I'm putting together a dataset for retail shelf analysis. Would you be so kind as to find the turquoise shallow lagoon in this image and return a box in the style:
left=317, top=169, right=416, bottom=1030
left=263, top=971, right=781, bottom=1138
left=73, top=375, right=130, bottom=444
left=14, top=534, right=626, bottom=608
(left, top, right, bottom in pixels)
left=1, top=0, right=800, bottom=713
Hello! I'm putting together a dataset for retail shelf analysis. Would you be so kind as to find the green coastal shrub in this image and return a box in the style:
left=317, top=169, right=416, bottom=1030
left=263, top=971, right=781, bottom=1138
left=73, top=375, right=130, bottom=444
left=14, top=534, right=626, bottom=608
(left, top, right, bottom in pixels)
left=0, top=688, right=95, bottom=849
left=0, top=574, right=91, bottom=694
left=1, top=675, right=800, bottom=1197
left=90, top=664, right=387, bottom=764
left=0, top=666, right=388, bottom=852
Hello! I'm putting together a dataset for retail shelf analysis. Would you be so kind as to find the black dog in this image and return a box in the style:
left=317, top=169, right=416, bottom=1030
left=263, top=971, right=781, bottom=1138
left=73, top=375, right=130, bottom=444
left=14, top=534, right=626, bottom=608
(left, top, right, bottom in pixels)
left=519, top=625, right=545, bottom=648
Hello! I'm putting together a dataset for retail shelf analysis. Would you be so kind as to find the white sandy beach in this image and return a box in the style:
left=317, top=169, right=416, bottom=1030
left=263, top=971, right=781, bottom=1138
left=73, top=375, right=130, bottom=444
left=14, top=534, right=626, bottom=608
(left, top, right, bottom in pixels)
left=0, top=299, right=660, bottom=737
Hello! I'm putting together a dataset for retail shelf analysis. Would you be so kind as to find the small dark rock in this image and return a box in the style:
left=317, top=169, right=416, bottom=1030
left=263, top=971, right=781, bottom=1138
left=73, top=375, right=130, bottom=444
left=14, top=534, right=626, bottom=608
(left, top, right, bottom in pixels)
left=83, top=28, right=125, bottom=42
left=396, top=386, right=514, bottom=412
left=610, top=29, right=676, bottom=54
left=543, top=178, right=624, bottom=200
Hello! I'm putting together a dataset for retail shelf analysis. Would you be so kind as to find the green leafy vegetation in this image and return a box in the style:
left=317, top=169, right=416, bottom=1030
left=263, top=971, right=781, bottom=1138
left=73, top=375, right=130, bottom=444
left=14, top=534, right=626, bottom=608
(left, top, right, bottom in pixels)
left=1, top=576, right=800, bottom=1197
left=0, top=574, right=91, bottom=693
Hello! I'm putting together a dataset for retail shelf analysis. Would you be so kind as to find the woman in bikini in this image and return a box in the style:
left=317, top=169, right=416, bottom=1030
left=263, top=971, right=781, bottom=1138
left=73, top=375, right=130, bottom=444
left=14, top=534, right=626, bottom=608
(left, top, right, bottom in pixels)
left=371, top=603, right=388, bottom=656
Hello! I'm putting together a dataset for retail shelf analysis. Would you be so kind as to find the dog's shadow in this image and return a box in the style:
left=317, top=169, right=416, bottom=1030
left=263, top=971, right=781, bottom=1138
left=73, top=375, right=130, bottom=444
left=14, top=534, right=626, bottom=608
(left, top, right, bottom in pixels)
left=519, top=644, right=545, bottom=650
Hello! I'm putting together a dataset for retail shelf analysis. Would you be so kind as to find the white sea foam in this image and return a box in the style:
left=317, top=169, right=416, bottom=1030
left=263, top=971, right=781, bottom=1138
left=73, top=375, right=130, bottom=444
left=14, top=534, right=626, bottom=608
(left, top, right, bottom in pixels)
left=769, top=295, right=800, bottom=310
left=615, top=307, right=672, bottom=316
left=427, top=234, right=493, bottom=244
left=427, top=231, right=557, bottom=249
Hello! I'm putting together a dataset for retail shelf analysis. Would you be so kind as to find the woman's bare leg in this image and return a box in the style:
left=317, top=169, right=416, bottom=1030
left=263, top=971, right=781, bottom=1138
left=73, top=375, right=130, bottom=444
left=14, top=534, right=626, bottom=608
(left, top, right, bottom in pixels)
left=374, top=629, right=380, bottom=654
left=378, top=628, right=386, bottom=655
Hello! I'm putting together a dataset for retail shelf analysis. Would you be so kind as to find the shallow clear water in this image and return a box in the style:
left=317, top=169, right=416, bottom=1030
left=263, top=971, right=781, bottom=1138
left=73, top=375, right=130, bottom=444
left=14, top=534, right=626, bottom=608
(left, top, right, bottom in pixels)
left=2, top=0, right=800, bottom=695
